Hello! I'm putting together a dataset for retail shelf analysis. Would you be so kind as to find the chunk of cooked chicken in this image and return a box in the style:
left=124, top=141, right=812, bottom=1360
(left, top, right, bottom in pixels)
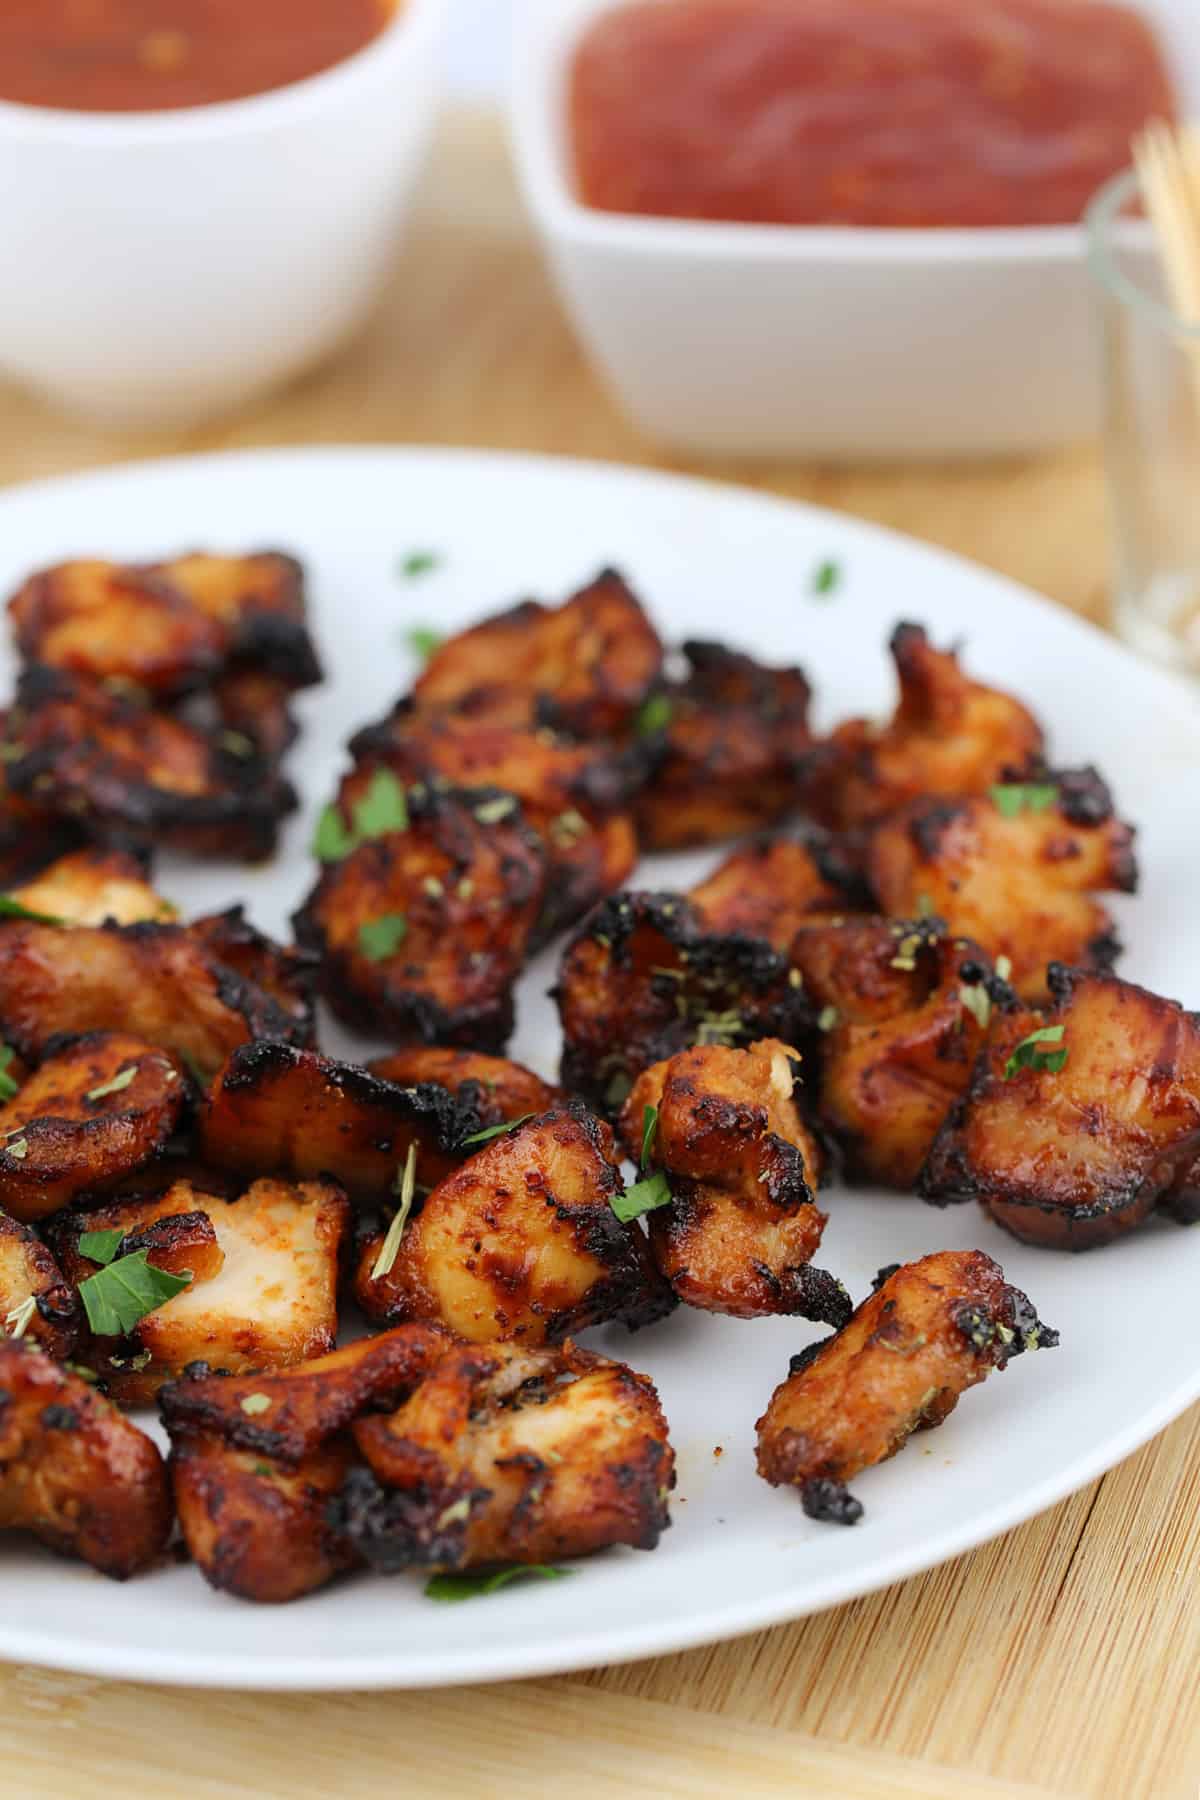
left=0, top=1211, right=82, bottom=1359
left=0, top=1031, right=186, bottom=1221
left=0, top=1339, right=171, bottom=1575
left=161, top=1326, right=451, bottom=1602
left=7, top=846, right=176, bottom=926
left=808, top=623, right=1044, bottom=829
left=200, top=1042, right=473, bottom=1199
left=866, top=768, right=1137, bottom=998
left=296, top=784, right=546, bottom=1048
left=1, top=666, right=296, bottom=860
left=354, top=1104, right=673, bottom=1342
left=338, top=1336, right=673, bottom=1572
left=153, top=550, right=321, bottom=688
left=368, top=1046, right=560, bottom=1131
left=755, top=1251, right=1056, bottom=1521
left=53, top=1176, right=348, bottom=1403
left=343, top=711, right=640, bottom=942
left=920, top=964, right=1200, bottom=1249
left=620, top=1040, right=848, bottom=1323
left=556, top=890, right=810, bottom=1114
left=0, top=915, right=309, bottom=1077
left=209, top=666, right=299, bottom=761
left=689, top=835, right=867, bottom=950
left=412, top=568, right=663, bottom=739
left=187, top=906, right=317, bottom=1044
left=791, top=916, right=1013, bottom=1188
left=633, top=641, right=815, bottom=849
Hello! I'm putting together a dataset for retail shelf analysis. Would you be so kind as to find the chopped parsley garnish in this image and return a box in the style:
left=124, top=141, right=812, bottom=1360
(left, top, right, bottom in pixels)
left=424, top=1564, right=571, bottom=1603
left=473, top=795, right=517, bottom=825
left=810, top=558, right=841, bottom=597
left=0, top=1046, right=19, bottom=1104
left=635, top=694, right=673, bottom=736
left=239, top=1393, right=271, bottom=1417
left=640, top=1104, right=658, bottom=1169
left=0, top=895, right=66, bottom=926
left=959, top=984, right=991, bottom=1031
left=371, top=1143, right=419, bottom=1280
left=462, top=1113, right=534, bottom=1147
left=77, top=1228, right=126, bottom=1266
left=397, top=550, right=441, bottom=581
left=219, top=729, right=255, bottom=758
left=611, top=1168, right=672, bottom=1225
left=989, top=782, right=1058, bottom=819
left=85, top=1066, right=137, bottom=1104
left=1003, top=1024, right=1068, bottom=1080
left=4, top=1295, right=36, bottom=1339
left=817, top=1005, right=840, bottom=1032
left=995, top=954, right=1013, bottom=982
left=77, top=1250, right=192, bottom=1337
left=915, top=892, right=935, bottom=918
left=312, top=768, right=410, bottom=863
left=405, top=624, right=444, bottom=660
left=358, top=913, right=408, bottom=962
left=4, top=1137, right=28, bottom=1160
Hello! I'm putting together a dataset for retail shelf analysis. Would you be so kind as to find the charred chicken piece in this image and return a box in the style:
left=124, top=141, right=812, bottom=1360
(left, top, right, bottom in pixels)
left=756, top=1250, right=1056, bottom=1520
left=8, top=845, right=176, bottom=926
left=809, top=623, right=1044, bottom=829
left=52, top=1175, right=348, bottom=1403
left=209, top=666, right=299, bottom=761
left=2, top=666, right=295, bottom=860
left=296, top=783, right=546, bottom=1049
left=355, top=1104, right=672, bottom=1342
left=0, top=914, right=310, bottom=1079
left=187, top=907, right=317, bottom=1045
left=368, top=1046, right=560, bottom=1130
left=689, top=834, right=868, bottom=950
left=556, top=890, right=810, bottom=1114
left=620, top=1040, right=847, bottom=1323
left=341, top=1336, right=673, bottom=1574
left=343, top=712, right=641, bottom=942
left=633, top=642, right=815, bottom=849
left=412, top=568, right=663, bottom=738
left=792, top=916, right=1014, bottom=1188
left=153, top=550, right=321, bottom=689
left=0, top=1338, right=171, bottom=1576
left=921, top=965, right=1200, bottom=1250
left=867, top=767, right=1137, bottom=998
left=200, top=1042, right=473, bottom=1199
left=0, top=1211, right=82, bottom=1358
left=0, top=1031, right=187, bottom=1221
left=0, top=725, right=85, bottom=887
left=161, top=1325, right=451, bottom=1601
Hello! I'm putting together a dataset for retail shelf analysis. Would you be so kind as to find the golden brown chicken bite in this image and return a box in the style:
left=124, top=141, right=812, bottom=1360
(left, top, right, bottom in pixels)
left=354, top=1104, right=672, bottom=1342
left=0, top=1211, right=82, bottom=1359
left=866, top=767, right=1137, bottom=998
left=153, top=550, right=321, bottom=689
left=689, top=834, right=867, bottom=949
left=339, top=1336, right=673, bottom=1572
left=808, top=623, right=1044, bottom=829
left=921, top=965, right=1200, bottom=1249
left=0, top=914, right=309, bottom=1077
left=296, top=783, right=546, bottom=1049
left=791, top=916, right=1013, bottom=1188
left=161, top=1326, right=451, bottom=1602
left=368, top=1046, right=560, bottom=1129
left=756, top=1251, right=1056, bottom=1521
left=412, top=568, right=663, bottom=739
left=200, top=1042, right=474, bottom=1198
left=7, top=845, right=176, bottom=926
left=633, top=641, right=815, bottom=849
left=52, top=1176, right=349, bottom=1403
left=556, top=890, right=810, bottom=1114
left=2, top=666, right=296, bottom=860
left=0, top=1338, right=171, bottom=1575
left=620, top=1040, right=848, bottom=1323
left=0, top=1031, right=187, bottom=1221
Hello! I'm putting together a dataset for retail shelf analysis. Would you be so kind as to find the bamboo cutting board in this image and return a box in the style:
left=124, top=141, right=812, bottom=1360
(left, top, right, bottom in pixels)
left=0, top=110, right=1194, bottom=1800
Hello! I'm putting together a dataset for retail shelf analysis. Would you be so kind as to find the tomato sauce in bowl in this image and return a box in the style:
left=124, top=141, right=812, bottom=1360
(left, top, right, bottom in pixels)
left=569, top=0, right=1176, bottom=228
left=0, top=0, right=396, bottom=113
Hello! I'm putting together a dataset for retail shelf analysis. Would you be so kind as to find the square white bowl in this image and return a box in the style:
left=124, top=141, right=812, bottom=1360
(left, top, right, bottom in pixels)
left=508, top=0, right=1196, bottom=459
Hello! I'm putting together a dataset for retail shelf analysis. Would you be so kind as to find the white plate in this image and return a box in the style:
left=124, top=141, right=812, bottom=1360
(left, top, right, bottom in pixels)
left=0, top=445, right=1196, bottom=1691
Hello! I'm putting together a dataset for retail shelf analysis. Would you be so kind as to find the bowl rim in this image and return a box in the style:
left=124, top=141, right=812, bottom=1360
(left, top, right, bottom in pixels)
left=508, top=0, right=1141, bottom=266
left=0, top=0, right=445, bottom=144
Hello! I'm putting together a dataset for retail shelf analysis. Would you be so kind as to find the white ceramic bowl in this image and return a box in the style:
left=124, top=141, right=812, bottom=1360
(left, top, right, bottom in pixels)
left=0, top=0, right=446, bottom=429
left=509, top=0, right=1196, bottom=460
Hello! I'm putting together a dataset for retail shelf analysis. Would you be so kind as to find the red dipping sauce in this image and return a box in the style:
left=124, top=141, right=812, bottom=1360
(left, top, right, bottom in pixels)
left=570, top=0, right=1176, bottom=228
left=0, top=0, right=395, bottom=114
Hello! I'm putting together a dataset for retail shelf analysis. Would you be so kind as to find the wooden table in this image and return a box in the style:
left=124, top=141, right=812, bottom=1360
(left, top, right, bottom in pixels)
left=0, top=110, right=1195, bottom=1800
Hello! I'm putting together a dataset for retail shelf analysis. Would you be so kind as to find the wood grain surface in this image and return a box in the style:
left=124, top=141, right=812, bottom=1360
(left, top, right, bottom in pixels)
left=0, top=109, right=1194, bottom=1800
